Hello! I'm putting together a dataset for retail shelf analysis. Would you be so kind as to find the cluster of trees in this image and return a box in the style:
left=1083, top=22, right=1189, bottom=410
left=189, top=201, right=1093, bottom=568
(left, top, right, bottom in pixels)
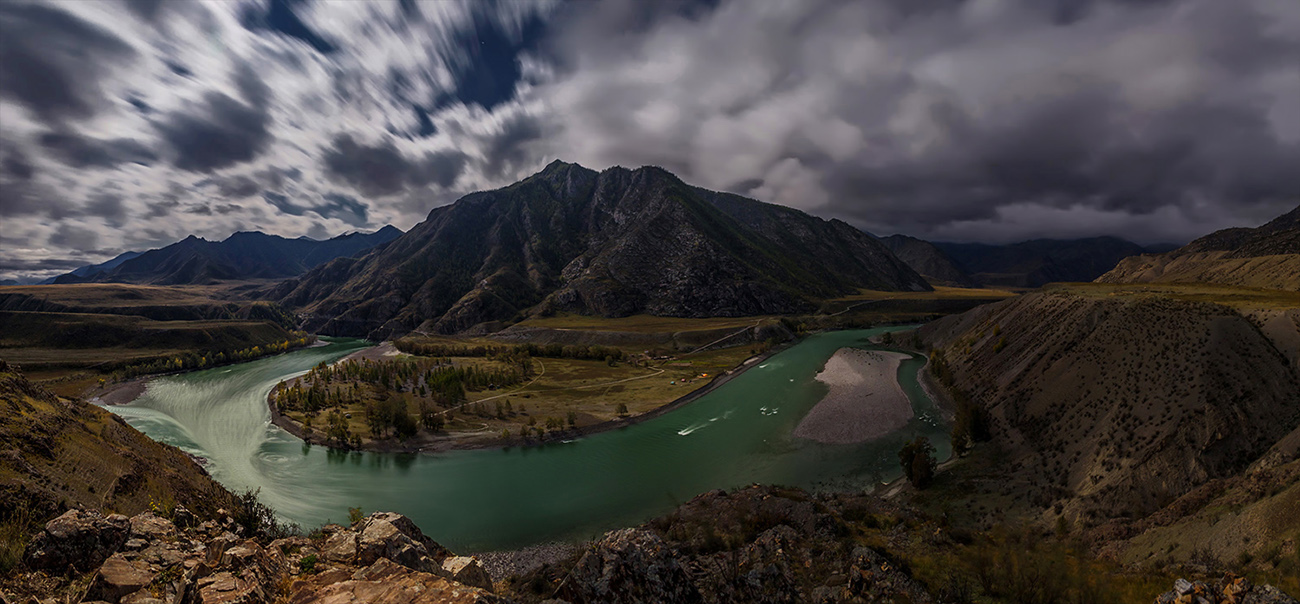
left=899, top=437, right=937, bottom=488
left=929, top=348, right=991, bottom=457
left=275, top=356, right=529, bottom=416
left=116, top=334, right=316, bottom=379
left=394, top=338, right=626, bottom=363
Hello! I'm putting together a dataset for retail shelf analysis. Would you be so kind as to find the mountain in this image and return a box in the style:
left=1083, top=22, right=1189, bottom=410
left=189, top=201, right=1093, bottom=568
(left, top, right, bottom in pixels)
left=54, top=226, right=403, bottom=286
left=918, top=288, right=1300, bottom=523
left=271, top=161, right=931, bottom=338
left=38, top=251, right=144, bottom=284
left=1098, top=204, right=1300, bottom=290
left=932, top=236, right=1155, bottom=288
left=880, top=234, right=979, bottom=288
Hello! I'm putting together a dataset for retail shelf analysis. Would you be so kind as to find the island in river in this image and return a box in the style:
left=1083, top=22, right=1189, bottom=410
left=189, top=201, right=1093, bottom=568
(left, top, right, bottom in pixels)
left=265, top=337, right=785, bottom=453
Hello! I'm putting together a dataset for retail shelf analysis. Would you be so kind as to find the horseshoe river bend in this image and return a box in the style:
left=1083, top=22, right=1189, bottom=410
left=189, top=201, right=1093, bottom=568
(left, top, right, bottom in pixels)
left=109, top=327, right=949, bottom=552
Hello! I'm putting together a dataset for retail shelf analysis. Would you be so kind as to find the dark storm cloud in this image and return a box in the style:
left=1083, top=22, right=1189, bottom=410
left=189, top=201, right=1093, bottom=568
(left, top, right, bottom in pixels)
left=85, top=193, right=128, bottom=226
left=38, top=132, right=157, bottom=169
left=156, top=66, right=274, bottom=172
left=544, top=0, right=1300, bottom=243
left=322, top=134, right=468, bottom=197
left=263, top=191, right=370, bottom=226
left=482, top=114, right=543, bottom=178
left=48, top=223, right=100, bottom=250
left=0, top=2, right=136, bottom=124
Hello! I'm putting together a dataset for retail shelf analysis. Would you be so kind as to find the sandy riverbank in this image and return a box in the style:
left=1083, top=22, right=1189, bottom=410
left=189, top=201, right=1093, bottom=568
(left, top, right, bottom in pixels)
left=793, top=348, right=913, bottom=444
left=85, top=377, right=150, bottom=406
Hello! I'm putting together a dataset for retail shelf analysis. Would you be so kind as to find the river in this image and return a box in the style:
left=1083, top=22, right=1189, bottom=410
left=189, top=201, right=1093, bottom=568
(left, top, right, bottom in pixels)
left=111, top=327, right=949, bottom=552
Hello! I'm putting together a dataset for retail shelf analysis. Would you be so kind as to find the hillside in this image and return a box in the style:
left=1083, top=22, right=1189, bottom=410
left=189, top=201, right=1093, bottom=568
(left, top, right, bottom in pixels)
left=55, top=226, right=402, bottom=286
left=1099, top=204, right=1300, bottom=291
left=918, top=287, right=1300, bottom=528
left=934, top=236, right=1156, bottom=288
left=271, top=161, right=930, bottom=338
left=0, top=359, right=236, bottom=570
left=881, top=234, right=979, bottom=287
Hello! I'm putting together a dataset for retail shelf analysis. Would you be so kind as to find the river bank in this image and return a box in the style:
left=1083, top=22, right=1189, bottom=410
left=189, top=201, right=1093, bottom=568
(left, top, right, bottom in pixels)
left=793, top=348, right=914, bottom=443
left=83, top=338, right=329, bottom=407
left=268, top=340, right=796, bottom=454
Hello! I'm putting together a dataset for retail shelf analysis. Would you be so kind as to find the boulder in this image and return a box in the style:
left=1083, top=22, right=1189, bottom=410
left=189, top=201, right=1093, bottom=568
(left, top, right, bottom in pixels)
left=843, top=547, right=934, bottom=603
left=561, top=528, right=702, bottom=604
left=286, top=565, right=510, bottom=604
left=196, top=571, right=265, bottom=604
left=85, top=553, right=156, bottom=603
left=321, top=530, right=358, bottom=564
left=1154, top=575, right=1298, bottom=604
left=130, top=513, right=176, bottom=541
left=23, top=509, right=131, bottom=572
left=354, top=513, right=449, bottom=573
left=441, top=557, right=493, bottom=591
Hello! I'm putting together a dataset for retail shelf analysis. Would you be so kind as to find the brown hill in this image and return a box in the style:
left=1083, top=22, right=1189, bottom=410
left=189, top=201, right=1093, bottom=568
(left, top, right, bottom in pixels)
left=0, top=359, right=236, bottom=569
left=270, top=161, right=930, bottom=339
left=1098, top=204, right=1300, bottom=290
left=880, top=234, right=979, bottom=288
left=918, top=288, right=1300, bottom=524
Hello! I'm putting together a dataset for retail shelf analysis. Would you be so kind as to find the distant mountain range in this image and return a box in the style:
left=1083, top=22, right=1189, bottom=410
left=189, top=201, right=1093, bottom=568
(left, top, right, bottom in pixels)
left=881, top=235, right=1173, bottom=289
left=1099, top=204, right=1300, bottom=291
left=271, top=161, right=931, bottom=338
left=53, top=227, right=403, bottom=286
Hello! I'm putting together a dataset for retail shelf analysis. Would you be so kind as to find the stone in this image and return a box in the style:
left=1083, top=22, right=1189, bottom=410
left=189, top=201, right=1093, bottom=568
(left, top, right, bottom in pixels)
left=85, top=553, right=156, bottom=603
left=561, top=528, right=702, bottom=604
left=441, top=557, right=493, bottom=591
left=130, top=513, right=176, bottom=540
left=322, top=530, right=358, bottom=563
left=172, top=506, right=196, bottom=529
left=286, top=567, right=509, bottom=604
left=205, top=533, right=239, bottom=566
left=23, top=509, right=131, bottom=572
left=355, top=514, right=446, bottom=573
left=196, top=571, right=264, bottom=604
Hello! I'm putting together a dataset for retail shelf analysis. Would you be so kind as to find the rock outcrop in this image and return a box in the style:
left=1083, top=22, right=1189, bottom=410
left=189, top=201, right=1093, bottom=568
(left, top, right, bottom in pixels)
left=22, top=509, right=130, bottom=572
left=1154, top=575, right=1299, bottom=604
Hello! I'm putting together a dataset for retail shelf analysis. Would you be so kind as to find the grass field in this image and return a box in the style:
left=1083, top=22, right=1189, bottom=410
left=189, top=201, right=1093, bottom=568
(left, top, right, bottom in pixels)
left=831, top=285, right=1021, bottom=302
left=514, top=313, right=771, bottom=333
left=0, top=283, right=253, bottom=307
left=1047, top=282, right=1300, bottom=310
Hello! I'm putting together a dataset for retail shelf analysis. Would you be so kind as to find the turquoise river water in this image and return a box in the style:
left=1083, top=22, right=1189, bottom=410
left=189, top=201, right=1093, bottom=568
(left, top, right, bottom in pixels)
left=112, top=327, right=948, bottom=552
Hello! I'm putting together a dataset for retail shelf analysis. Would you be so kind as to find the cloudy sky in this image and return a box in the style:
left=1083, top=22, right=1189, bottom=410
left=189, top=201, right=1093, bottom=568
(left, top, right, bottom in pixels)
left=2, top=0, right=1299, bottom=282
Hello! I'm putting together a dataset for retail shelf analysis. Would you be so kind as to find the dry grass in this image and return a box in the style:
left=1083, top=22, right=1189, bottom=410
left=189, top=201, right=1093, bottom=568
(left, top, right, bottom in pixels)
left=832, top=285, right=1020, bottom=302
left=514, top=313, right=769, bottom=333
left=1047, top=282, right=1300, bottom=310
left=0, top=282, right=259, bottom=307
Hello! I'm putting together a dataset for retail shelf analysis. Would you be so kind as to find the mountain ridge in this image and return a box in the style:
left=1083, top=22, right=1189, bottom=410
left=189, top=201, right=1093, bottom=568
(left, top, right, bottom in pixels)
left=1098, top=204, right=1300, bottom=290
left=271, top=161, right=931, bottom=339
left=55, top=226, right=403, bottom=286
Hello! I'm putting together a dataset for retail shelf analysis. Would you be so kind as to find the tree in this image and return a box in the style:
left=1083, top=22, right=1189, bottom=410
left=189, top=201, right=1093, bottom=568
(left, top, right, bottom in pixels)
left=950, top=423, right=972, bottom=457
left=899, top=437, right=938, bottom=489
left=616, top=403, right=629, bottom=417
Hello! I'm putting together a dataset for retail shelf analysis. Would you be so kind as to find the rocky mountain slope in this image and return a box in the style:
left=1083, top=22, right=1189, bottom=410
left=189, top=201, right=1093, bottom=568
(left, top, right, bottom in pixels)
left=271, top=161, right=930, bottom=338
left=933, top=236, right=1160, bottom=288
left=880, top=234, right=979, bottom=287
left=1099, top=204, right=1300, bottom=291
left=0, top=360, right=237, bottom=568
left=8, top=486, right=1295, bottom=603
left=55, top=226, right=403, bottom=286
left=918, top=289, right=1300, bottom=525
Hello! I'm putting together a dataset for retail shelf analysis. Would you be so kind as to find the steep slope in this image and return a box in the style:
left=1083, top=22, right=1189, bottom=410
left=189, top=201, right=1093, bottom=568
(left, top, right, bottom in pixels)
left=38, top=251, right=144, bottom=284
left=0, top=360, right=236, bottom=558
left=1099, top=204, right=1300, bottom=291
left=273, top=161, right=930, bottom=338
left=919, top=289, right=1300, bottom=523
left=55, top=226, right=403, bottom=286
left=880, top=234, right=979, bottom=287
left=934, top=236, right=1152, bottom=288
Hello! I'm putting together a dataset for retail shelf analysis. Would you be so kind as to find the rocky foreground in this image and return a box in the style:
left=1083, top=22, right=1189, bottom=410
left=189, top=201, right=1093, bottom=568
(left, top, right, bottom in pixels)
left=4, top=486, right=1297, bottom=604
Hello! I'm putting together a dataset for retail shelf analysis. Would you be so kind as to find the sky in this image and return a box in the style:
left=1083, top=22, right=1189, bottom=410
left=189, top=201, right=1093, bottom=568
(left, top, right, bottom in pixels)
left=2, top=0, right=1299, bottom=282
